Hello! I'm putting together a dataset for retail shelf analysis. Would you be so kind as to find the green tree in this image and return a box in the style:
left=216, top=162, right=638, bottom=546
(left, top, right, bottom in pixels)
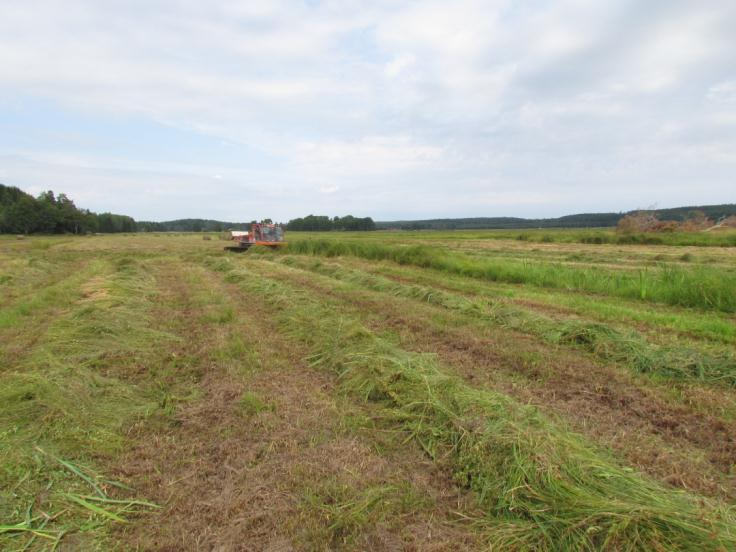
left=4, top=195, right=41, bottom=234
left=36, top=191, right=60, bottom=233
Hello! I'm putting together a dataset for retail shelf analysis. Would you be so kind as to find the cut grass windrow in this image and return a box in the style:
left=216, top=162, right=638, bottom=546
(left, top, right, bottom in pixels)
left=0, top=258, right=99, bottom=333
left=284, top=239, right=736, bottom=313
left=361, top=259, right=736, bottom=346
left=0, top=256, right=169, bottom=549
left=267, top=255, right=736, bottom=386
left=0, top=249, right=83, bottom=311
left=208, top=255, right=736, bottom=551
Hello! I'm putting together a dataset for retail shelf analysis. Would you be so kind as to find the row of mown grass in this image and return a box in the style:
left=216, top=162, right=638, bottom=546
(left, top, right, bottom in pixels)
left=0, top=256, right=173, bottom=549
left=457, top=249, right=736, bottom=277
left=0, top=249, right=81, bottom=311
left=286, top=240, right=736, bottom=313
left=266, top=255, right=736, bottom=387
left=181, top=260, right=488, bottom=549
left=244, top=255, right=736, bottom=502
left=208, top=255, right=736, bottom=550
left=352, top=258, right=736, bottom=346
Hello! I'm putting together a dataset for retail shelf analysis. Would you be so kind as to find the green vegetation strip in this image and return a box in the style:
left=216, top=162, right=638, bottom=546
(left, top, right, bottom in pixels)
left=209, top=256, right=736, bottom=550
left=362, top=260, right=736, bottom=346
left=268, top=255, right=736, bottom=386
left=288, top=227, right=736, bottom=247
left=505, top=229, right=736, bottom=247
left=0, top=256, right=170, bottom=549
left=285, top=239, right=736, bottom=313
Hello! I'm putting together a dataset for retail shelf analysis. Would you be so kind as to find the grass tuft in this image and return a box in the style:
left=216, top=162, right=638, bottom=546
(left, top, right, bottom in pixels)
left=238, top=391, right=272, bottom=416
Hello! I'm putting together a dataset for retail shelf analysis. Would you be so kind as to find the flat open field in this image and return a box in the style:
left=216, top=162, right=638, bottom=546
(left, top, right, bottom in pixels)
left=2, top=231, right=736, bottom=550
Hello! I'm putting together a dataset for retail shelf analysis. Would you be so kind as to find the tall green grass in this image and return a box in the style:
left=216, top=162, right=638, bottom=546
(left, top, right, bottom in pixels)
left=284, top=240, right=736, bottom=313
left=271, top=256, right=736, bottom=386
left=210, top=257, right=736, bottom=550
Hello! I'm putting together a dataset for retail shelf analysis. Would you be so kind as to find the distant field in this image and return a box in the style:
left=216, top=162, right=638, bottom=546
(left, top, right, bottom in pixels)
left=2, top=232, right=735, bottom=550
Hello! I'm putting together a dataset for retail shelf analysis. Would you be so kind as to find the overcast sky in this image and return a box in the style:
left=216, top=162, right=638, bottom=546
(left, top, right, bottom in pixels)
left=0, top=0, right=734, bottom=221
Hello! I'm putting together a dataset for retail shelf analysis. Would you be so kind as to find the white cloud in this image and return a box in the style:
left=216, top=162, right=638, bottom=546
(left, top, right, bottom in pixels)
left=708, top=81, right=736, bottom=103
left=385, top=53, right=416, bottom=78
left=295, top=136, right=445, bottom=176
left=0, top=0, right=734, bottom=220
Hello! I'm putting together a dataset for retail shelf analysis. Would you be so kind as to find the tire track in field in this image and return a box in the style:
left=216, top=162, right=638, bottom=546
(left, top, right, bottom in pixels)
left=249, top=257, right=736, bottom=503
left=114, top=258, right=484, bottom=550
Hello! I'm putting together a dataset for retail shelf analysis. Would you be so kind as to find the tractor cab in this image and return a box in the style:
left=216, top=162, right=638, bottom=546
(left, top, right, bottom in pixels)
left=252, top=223, right=284, bottom=244
left=225, top=223, right=286, bottom=252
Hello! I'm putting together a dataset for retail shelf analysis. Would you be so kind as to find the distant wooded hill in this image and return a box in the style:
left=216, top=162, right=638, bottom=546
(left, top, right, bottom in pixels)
left=376, top=204, right=736, bottom=230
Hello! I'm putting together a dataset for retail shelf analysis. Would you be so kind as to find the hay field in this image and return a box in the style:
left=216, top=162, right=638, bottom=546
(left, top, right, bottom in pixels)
left=2, top=231, right=735, bottom=550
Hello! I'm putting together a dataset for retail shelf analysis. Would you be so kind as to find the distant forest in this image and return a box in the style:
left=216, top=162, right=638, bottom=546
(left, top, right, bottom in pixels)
left=0, top=184, right=136, bottom=234
left=137, top=219, right=250, bottom=232
left=2, top=183, right=734, bottom=235
left=376, top=205, right=736, bottom=230
left=139, top=215, right=377, bottom=232
left=285, top=215, right=376, bottom=231
left=0, top=184, right=377, bottom=234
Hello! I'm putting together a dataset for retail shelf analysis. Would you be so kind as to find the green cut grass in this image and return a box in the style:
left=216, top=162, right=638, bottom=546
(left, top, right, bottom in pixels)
left=359, top=259, right=736, bottom=346
left=207, top=256, right=736, bottom=551
left=283, top=240, right=736, bottom=313
left=0, top=255, right=173, bottom=550
left=269, top=255, right=736, bottom=386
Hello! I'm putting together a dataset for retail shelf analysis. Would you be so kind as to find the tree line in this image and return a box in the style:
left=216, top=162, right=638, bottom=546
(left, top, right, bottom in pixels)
left=0, top=184, right=378, bottom=235
left=286, top=215, right=376, bottom=231
left=376, top=205, right=736, bottom=230
left=137, top=219, right=251, bottom=232
left=0, top=184, right=136, bottom=234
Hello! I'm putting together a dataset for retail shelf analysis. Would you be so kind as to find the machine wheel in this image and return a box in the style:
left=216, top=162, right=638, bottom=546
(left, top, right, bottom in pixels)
left=224, top=243, right=253, bottom=252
